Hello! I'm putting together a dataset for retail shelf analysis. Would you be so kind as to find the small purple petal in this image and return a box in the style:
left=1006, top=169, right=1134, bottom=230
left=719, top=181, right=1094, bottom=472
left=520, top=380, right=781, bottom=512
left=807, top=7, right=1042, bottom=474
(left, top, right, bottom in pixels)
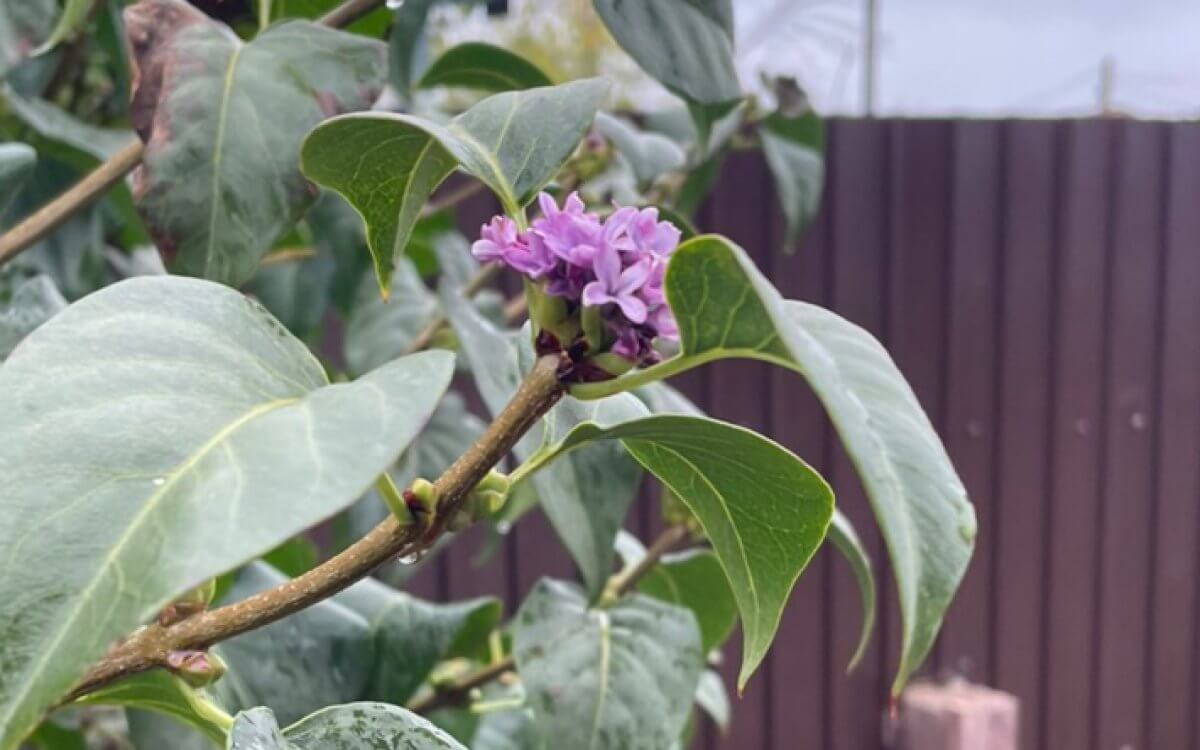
left=615, top=294, right=648, bottom=324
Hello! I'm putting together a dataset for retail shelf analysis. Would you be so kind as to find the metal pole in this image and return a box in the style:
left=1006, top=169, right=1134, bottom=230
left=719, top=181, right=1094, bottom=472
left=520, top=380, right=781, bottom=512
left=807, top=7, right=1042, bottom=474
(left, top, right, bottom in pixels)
left=863, top=0, right=879, bottom=115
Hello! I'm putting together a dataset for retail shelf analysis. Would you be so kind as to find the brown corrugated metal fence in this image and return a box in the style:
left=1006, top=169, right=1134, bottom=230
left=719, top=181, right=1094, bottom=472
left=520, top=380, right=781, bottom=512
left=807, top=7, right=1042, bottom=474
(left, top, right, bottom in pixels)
left=410, top=119, right=1200, bottom=750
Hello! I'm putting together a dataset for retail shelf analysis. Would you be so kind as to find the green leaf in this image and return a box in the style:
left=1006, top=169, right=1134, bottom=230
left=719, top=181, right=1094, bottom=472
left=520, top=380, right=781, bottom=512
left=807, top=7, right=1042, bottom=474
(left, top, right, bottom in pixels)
left=572, top=235, right=976, bottom=692
left=387, top=0, right=439, bottom=95
left=470, top=706, right=537, bottom=750
left=594, top=112, right=686, bottom=186
left=261, top=536, right=319, bottom=578
left=229, top=703, right=466, bottom=750
left=32, top=0, right=90, bottom=55
left=592, top=0, right=738, bottom=107
left=0, top=272, right=65, bottom=359
left=829, top=509, right=876, bottom=672
left=418, top=42, right=552, bottom=93
left=207, top=563, right=500, bottom=724
left=0, top=142, right=36, bottom=218
left=0, top=1, right=55, bottom=78
left=245, top=251, right=335, bottom=341
left=343, top=257, right=438, bottom=377
left=128, top=709, right=217, bottom=750
left=516, top=415, right=832, bottom=689
left=334, top=576, right=501, bottom=705
left=638, top=549, right=738, bottom=654
left=513, top=580, right=704, bottom=749
left=336, top=392, right=487, bottom=552
left=759, top=110, right=824, bottom=245
left=441, top=298, right=644, bottom=595
left=125, top=0, right=386, bottom=286
left=75, top=671, right=232, bottom=746
left=24, top=720, right=86, bottom=750
left=0, top=277, right=454, bottom=748
left=694, top=670, right=729, bottom=734
left=300, top=78, right=608, bottom=292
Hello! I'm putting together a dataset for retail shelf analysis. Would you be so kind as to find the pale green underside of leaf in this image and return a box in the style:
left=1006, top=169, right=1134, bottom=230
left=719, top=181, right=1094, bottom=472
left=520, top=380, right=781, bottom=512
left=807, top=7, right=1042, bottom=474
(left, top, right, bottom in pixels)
left=0, top=1, right=55, bottom=78
left=2, top=87, right=135, bottom=162
left=571, top=235, right=976, bottom=693
left=0, top=276, right=453, bottom=749
left=75, top=671, right=231, bottom=746
left=513, top=580, right=704, bottom=750
left=0, top=142, right=36, bottom=218
left=759, top=110, right=825, bottom=245
left=300, top=78, right=608, bottom=292
left=0, top=274, right=65, bottom=360
left=31, top=0, right=89, bottom=54
left=131, top=5, right=386, bottom=287
left=522, top=414, right=833, bottom=690
left=594, top=112, right=686, bottom=185
left=828, top=509, right=876, bottom=672
left=228, top=703, right=466, bottom=749
left=592, top=0, right=738, bottom=106
left=417, top=41, right=553, bottom=93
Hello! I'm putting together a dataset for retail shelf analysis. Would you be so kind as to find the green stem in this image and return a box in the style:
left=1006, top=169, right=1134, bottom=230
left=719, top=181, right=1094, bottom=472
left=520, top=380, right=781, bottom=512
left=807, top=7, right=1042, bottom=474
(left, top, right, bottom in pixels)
left=375, top=473, right=412, bottom=526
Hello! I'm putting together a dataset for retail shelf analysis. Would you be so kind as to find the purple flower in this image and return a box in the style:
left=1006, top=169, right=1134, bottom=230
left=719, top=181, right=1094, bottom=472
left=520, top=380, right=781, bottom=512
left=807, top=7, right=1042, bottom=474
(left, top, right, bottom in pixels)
left=471, top=216, right=555, bottom=278
left=628, top=207, right=681, bottom=257
left=582, top=243, right=651, bottom=323
left=471, top=191, right=685, bottom=372
left=470, top=216, right=519, bottom=264
left=532, top=191, right=604, bottom=266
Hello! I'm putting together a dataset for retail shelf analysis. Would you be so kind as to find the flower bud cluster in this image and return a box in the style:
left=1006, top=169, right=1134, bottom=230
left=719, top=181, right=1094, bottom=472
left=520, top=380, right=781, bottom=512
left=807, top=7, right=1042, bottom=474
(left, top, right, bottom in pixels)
left=471, top=192, right=681, bottom=377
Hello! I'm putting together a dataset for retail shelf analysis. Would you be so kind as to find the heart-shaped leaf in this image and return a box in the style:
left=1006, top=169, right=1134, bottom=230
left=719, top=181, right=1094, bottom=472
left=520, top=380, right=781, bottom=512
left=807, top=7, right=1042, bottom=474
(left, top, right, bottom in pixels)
left=513, top=579, right=704, bottom=749
left=125, top=0, right=387, bottom=286
left=571, top=235, right=976, bottom=692
left=759, top=109, right=824, bottom=245
left=513, top=414, right=833, bottom=689
left=418, top=42, right=552, bottom=93
left=0, top=276, right=454, bottom=748
left=229, top=704, right=466, bottom=750
left=300, top=78, right=608, bottom=292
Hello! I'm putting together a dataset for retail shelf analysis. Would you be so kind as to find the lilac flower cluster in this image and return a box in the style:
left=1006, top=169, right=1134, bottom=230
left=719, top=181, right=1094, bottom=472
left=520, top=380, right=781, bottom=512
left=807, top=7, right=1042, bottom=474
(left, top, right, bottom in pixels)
left=471, top=192, right=681, bottom=369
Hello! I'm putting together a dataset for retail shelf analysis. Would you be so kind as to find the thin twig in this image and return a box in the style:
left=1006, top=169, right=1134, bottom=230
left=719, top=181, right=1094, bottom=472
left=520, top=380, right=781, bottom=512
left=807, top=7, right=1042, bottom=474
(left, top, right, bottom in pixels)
left=0, top=139, right=143, bottom=264
left=606, top=524, right=689, bottom=598
left=0, top=0, right=387, bottom=267
left=67, top=353, right=567, bottom=701
left=258, top=247, right=316, bottom=267
left=407, top=525, right=690, bottom=714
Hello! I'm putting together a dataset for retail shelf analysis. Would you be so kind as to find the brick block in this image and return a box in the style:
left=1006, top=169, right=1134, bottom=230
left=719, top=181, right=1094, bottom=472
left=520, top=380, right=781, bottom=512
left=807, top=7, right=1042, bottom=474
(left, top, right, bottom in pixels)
left=897, top=680, right=1019, bottom=750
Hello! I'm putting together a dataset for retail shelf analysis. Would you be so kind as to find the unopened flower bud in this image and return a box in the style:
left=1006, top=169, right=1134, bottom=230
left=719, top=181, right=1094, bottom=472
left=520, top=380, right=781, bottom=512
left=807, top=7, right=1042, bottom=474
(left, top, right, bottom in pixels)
left=166, top=650, right=227, bottom=688
left=409, top=478, right=438, bottom=514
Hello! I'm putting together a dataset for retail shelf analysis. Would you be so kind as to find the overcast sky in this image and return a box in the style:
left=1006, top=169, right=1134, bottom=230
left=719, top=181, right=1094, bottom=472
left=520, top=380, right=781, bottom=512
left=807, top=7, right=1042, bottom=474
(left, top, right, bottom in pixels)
left=737, top=0, right=1200, bottom=118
